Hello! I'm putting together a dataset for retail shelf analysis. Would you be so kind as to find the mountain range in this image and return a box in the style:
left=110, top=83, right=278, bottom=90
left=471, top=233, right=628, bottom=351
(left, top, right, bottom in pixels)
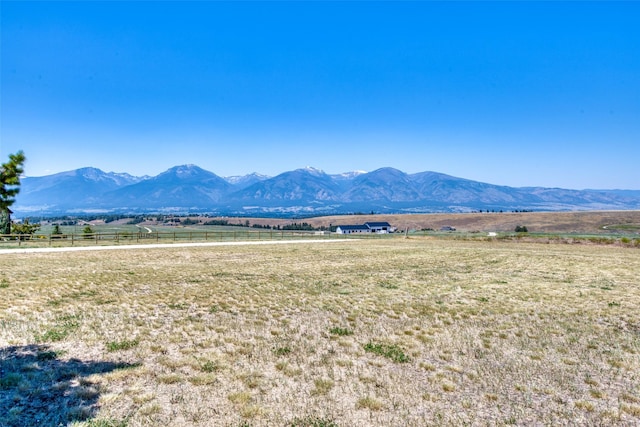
left=13, top=165, right=640, bottom=217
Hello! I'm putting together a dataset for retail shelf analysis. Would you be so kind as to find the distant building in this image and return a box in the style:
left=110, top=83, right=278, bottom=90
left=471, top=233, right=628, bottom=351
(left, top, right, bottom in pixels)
left=335, top=224, right=371, bottom=234
left=364, top=222, right=393, bottom=233
left=440, top=226, right=456, bottom=231
left=335, top=221, right=395, bottom=234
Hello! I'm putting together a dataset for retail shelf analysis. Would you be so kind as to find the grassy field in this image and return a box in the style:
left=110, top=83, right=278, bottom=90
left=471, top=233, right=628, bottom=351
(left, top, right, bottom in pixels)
left=1, top=238, right=639, bottom=426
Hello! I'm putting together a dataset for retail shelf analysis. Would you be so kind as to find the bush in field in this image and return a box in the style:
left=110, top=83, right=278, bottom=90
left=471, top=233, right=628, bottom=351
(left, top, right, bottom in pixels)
left=82, top=225, right=94, bottom=239
left=515, top=225, right=528, bottom=233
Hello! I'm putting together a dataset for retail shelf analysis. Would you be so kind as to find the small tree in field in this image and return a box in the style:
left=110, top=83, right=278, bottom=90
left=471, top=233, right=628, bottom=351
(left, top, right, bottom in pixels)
left=0, top=151, right=26, bottom=234
left=52, top=224, right=62, bottom=235
left=12, top=218, right=40, bottom=235
left=515, top=225, right=528, bottom=233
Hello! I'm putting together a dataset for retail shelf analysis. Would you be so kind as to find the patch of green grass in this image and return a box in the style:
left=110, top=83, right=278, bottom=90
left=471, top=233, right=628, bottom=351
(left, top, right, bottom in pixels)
left=363, top=341, right=410, bottom=363
left=36, top=314, right=80, bottom=342
left=329, top=327, right=353, bottom=336
left=167, top=302, right=188, bottom=310
left=290, top=416, right=338, bottom=427
left=106, top=338, right=139, bottom=352
left=0, top=278, right=9, bottom=288
left=274, top=346, right=292, bottom=356
left=200, top=360, right=219, bottom=373
left=0, top=372, right=21, bottom=388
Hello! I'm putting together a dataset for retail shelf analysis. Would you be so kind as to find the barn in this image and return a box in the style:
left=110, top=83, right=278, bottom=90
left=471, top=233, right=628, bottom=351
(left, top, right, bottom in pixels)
left=335, top=224, right=371, bottom=234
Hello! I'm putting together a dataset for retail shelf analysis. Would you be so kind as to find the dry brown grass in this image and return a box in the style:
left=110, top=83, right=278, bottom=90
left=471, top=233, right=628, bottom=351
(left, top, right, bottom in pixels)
left=1, top=238, right=639, bottom=426
left=238, top=210, right=640, bottom=234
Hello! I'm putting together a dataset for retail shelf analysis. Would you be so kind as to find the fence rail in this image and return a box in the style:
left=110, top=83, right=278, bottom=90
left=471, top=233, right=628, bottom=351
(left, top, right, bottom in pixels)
left=1, top=229, right=384, bottom=249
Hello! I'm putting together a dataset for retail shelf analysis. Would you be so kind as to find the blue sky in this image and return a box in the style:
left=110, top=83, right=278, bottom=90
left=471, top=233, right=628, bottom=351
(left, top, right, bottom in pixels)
left=1, top=1, right=639, bottom=189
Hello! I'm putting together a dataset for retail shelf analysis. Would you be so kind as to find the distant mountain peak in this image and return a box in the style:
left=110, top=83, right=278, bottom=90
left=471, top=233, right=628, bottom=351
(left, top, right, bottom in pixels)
left=167, top=164, right=202, bottom=174
left=299, top=166, right=326, bottom=176
left=334, top=170, right=367, bottom=179
left=225, top=172, right=270, bottom=183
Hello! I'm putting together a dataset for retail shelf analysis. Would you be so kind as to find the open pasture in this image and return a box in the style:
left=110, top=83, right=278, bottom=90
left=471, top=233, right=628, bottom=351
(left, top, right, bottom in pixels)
left=1, top=238, right=639, bottom=426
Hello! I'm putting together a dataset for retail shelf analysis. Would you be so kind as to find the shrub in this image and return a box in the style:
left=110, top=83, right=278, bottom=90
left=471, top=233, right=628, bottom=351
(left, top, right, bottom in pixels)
left=363, top=342, right=410, bottom=363
left=514, top=225, right=528, bottom=233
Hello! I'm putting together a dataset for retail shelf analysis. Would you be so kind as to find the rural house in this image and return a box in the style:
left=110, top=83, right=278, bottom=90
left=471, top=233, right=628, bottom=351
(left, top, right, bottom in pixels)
left=335, top=221, right=394, bottom=234
left=364, top=221, right=393, bottom=233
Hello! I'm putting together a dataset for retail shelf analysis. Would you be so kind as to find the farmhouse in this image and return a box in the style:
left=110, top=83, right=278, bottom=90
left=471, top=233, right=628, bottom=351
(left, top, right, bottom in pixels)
left=335, top=221, right=394, bottom=234
left=364, top=221, right=393, bottom=233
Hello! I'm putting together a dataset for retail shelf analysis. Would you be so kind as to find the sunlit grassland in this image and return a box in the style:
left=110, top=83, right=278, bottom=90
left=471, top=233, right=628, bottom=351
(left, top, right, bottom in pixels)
left=1, top=239, right=639, bottom=426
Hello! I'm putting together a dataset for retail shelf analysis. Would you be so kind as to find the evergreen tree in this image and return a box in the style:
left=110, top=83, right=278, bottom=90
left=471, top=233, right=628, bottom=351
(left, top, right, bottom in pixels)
left=11, top=218, right=40, bottom=235
left=0, top=151, right=26, bottom=234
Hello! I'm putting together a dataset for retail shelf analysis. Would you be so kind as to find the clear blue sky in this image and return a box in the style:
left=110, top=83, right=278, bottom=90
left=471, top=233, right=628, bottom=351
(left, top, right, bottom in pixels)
left=2, top=1, right=639, bottom=189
